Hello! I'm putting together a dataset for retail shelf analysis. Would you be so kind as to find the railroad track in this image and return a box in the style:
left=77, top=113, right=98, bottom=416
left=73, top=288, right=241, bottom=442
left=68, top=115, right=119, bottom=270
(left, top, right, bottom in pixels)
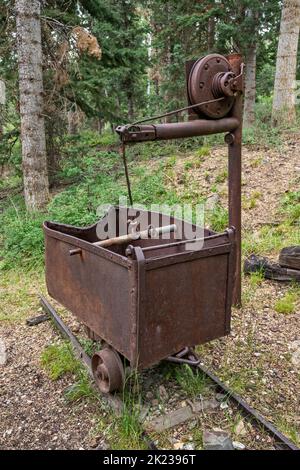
left=39, top=295, right=299, bottom=452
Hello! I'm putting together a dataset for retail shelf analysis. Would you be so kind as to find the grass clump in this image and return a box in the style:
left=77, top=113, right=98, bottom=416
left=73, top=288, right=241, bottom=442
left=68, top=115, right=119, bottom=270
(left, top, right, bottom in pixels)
left=281, top=190, right=300, bottom=225
left=110, top=371, right=146, bottom=450
left=249, top=270, right=264, bottom=288
left=194, top=146, right=211, bottom=159
left=112, top=403, right=145, bottom=450
left=65, top=369, right=96, bottom=402
left=174, top=364, right=208, bottom=398
left=215, top=169, right=228, bottom=184
left=41, top=340, right=96, bottom=402
left=184, top=161, right=193, bottom=171
left=275, top=417, right=300, bottom=446
left=274, top=290, right=298, bottom=315
left=242, top=223, right=300, bottom=259
left=207, top=204, right=228, bottom=232
left=41, top=341, right=79, bottom=380
left=244, top=191, right=262, bottom=210
left=250, top=156, right=263, bottom=168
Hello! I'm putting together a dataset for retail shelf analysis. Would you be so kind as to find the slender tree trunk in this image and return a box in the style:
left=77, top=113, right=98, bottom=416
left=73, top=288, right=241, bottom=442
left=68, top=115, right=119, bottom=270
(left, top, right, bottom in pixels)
left=207, top=17, right=215, bottom=51
left=15, top=0, right=49, bottom=211
left=272, top=0, right=300, bottom=126
left=244, top=43, right=257, bottom=126
left=97, top=118, right=103, bottom=134
left=0, top=79, right=5, bottom=136
left=67, top=110, right=78, bottom=135
left=127, top=91, right=134, bottom=121
left=207, top=1, right=215, bottom=52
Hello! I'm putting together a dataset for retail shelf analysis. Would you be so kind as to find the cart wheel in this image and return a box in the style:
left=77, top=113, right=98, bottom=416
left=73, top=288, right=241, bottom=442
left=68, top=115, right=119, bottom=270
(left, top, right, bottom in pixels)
left=91, top=348, right=125, bottom=393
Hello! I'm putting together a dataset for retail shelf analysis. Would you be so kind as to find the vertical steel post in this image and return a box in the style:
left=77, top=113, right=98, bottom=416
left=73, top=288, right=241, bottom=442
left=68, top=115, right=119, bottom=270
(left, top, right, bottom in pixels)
left=226, top=54, right=243, bottom=306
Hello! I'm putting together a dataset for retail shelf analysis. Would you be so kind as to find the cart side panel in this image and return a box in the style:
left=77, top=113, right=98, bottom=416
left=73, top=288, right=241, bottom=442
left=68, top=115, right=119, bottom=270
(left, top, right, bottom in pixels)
left=138, top=253, right=230, bottom=369
left=45, top=235, right=132, bottom=360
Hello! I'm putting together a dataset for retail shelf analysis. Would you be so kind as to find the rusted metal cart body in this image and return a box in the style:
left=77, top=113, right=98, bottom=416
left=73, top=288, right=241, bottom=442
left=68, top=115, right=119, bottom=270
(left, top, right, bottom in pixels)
left=44, top=206, right=236, bottom=371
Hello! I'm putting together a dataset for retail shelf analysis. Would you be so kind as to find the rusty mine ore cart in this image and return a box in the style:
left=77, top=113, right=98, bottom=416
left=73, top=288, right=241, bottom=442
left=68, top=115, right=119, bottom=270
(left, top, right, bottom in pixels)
left=43, top=53, right=244, bottom=393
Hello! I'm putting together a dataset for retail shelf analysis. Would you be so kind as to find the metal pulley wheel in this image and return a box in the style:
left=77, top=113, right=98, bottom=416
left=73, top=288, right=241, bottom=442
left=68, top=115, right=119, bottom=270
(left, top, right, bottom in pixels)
left=188, top=54, right=235, bottom=119
left=91, top=348, right=125, bottom=393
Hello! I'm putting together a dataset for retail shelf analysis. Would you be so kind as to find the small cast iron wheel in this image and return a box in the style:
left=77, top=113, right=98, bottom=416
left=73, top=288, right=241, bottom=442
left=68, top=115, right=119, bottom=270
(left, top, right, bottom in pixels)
left=91, top=348, right=125, bottom=393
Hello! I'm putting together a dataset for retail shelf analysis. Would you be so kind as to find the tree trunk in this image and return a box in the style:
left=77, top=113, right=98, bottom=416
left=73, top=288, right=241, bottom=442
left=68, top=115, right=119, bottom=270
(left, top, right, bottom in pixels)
left=207, top=17, right=215, bottom=51
left=15, top=0, right=49, bottom=211
left=272, top=0, right=300, bottom=127
left=0, top=79, right=5, bottom=136
left=207, top=0, right=215, bottom=52
left=97, top=118, right=103, bottom=134
left=243, top=43, right=257, bottom=126
left=67, top=110, right=78, bottom=135
left=127, top=91, right=134, bottom=121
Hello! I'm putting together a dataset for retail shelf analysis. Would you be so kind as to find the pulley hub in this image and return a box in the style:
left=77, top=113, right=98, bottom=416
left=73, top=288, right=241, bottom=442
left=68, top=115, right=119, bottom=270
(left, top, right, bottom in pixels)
left=187, top=54, right=236, bottom=119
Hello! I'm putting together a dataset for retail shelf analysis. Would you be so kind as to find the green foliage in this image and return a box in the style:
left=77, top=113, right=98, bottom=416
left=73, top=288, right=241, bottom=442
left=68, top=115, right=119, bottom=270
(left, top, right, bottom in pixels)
left=249, top=271, right=264, bottom=288
left=0, top=130, right=21, bottom=170
left=196, top=146, right=211, bottom=158
left=274, top=290, right=298, bottom=315
left=111, top=372, right=145, bottom=450
left=41, top=340, right=96, bottom=401
left=41, top=342, right=80, bottom=380
left=127, top=141, right=178, bottom=162
left=79, top=337, right=100, bottom=356
left=208, top=204, right=228, bottom=232
left=0, top=200, right=45, bottom=270
left=0, top=131, right=181, bottom=270
left=256, top=63, right=276, bottom=98
left=275, top=417, right=300, bottom=446
left=65, top=369, right=96, bottom=401
left=242, top=222, right=300, bottom=258
left=174, top=365, right=208, bottom=398
left=184, top=161, right=193, bottom=171
left=243, top=190, right=262, bottom=210
left=215, top=169, right=228, bottom=184
left=243, top=98, right=282, bottom=146
left=281, top=191, right=300, bottom=224
left=113, top=402, right=144, bottom=450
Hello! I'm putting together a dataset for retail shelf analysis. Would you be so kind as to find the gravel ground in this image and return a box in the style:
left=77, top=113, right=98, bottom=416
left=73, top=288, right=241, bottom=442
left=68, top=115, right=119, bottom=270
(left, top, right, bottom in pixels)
left=0, top=320, right=102, bottom=450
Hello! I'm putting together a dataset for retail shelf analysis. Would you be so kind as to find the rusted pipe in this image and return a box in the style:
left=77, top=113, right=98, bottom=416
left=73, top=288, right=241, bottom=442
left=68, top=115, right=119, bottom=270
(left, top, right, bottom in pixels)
left=93, top=224, right=177, bottom=248
left=117, top=117, right=239, bottom=143
left=154, top=117, right=239, bottom=140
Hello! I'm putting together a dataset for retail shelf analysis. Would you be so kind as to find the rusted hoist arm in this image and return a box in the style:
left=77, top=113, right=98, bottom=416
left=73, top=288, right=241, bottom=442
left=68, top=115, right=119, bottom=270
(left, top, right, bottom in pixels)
left=116, top=117, right=239, bottom=143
